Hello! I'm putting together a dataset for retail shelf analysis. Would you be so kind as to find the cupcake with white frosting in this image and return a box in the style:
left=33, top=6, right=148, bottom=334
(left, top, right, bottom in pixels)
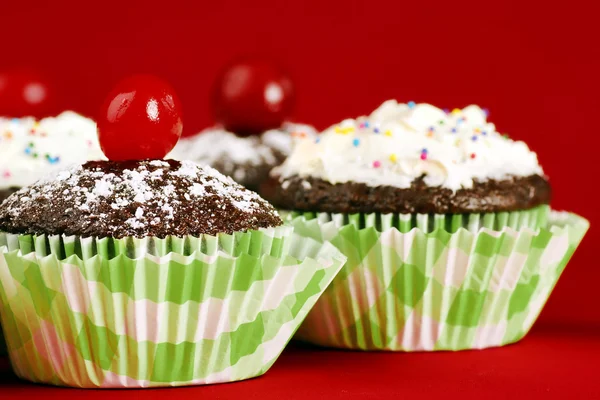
left=272, top=100, right=588, bottom=352
left=270, top=101, right=549, bottom=216
left=0, top=111, right=104, bottom=202
left=169, top=122, right=315, bottom=194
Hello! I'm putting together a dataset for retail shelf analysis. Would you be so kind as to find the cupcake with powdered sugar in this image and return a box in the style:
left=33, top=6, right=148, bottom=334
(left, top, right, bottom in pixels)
left=169, top=122, right=315, bottom=193
left=0, top=76, right=345, bottom=388
left=273, top=100, right=588, bottom=352
left=169, top=58, right=315, bottom=194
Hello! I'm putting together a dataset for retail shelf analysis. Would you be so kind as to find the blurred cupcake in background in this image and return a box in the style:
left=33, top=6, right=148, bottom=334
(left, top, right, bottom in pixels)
left=169, top=58, right=315, bottom=193
left=0, top=112, right=104, bottom=202
left=270, top=100, right=588, bottom=351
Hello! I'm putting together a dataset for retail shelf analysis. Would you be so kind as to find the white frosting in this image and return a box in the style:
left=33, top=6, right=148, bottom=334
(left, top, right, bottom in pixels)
left=272, top=101, right=544, bottom=191
left=168, top=122, right=316, bottom=182
left=0, top=111, right=105, bottom=190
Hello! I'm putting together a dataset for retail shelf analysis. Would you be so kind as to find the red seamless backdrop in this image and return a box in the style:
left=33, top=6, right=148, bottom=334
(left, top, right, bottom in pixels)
left=1, top=0, right=599, bottom=326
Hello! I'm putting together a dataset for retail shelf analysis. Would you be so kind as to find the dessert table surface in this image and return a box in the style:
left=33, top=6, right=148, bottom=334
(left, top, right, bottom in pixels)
left=1, top=322, right=598, bottom=399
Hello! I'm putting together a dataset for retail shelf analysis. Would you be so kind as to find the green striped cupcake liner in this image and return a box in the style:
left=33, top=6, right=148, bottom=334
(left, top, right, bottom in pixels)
left=288, top=209, right=588, bottom=351
left=285, top=205, right=550, bottom=233
left=0, top=226, right=346, bottom=388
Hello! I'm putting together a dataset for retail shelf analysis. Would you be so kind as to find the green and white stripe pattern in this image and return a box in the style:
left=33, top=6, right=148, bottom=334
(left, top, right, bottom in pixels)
left=290, top=209, right=588, bottom=351
left=0, top=227, right=346, bottom=388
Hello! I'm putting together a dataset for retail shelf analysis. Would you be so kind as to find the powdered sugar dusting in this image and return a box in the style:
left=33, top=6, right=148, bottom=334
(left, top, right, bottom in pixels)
left=0, top=159, right=281, bottom=238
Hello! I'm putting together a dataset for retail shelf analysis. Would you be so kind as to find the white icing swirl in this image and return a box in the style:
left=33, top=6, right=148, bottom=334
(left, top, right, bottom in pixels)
left=0, top=111, right=105, bottom=190
left=272, top=101, right=544, bottom=191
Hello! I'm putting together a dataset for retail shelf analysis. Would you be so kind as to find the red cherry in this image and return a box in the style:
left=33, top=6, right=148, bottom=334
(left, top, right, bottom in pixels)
left=211, top=59, right=295, bottom=136
left=98, top=75, right=183, bottom=161
left=0, top=69, right=56, bottom=118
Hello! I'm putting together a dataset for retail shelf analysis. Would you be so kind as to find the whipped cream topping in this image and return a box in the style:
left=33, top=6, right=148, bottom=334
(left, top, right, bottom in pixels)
left=272, top=101, right=544, bottom=191
left=0, top=111, right=105, bottom=190
left=168, top=122, right=316, bottom=183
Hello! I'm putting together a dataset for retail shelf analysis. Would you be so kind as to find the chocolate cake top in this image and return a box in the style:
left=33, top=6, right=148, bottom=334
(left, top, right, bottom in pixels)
left=168, top=122, right=316, bottom=190
left=0, top=159, right=282, bottom=238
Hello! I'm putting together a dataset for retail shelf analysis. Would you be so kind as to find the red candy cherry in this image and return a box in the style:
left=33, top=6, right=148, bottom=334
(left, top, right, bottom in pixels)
left=0, top=69, right=56, bottom=118
left=211, top=59, right=295, bottom=136
left=97, top=75, right=183, bottom=161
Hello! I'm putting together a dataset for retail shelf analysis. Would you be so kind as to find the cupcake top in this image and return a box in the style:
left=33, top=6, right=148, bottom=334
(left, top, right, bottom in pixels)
left=268, top=101, right=550, bottom=214
left=0, top=111, right=104, bottom=191
left=0, top=159, right=282, bottom=238
left=169, top=122, right=315, bottom=190
left=272, top=101, right=543, bottom=191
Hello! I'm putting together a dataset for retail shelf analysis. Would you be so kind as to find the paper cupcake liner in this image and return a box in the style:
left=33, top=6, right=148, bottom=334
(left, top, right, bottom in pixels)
left=286, top=205, right=550, bottom=233
left=0, top=228, right=346, bottom=388
left=290, top=210, right=588, bottom=351
left=0, top=225, right=293, bottom=260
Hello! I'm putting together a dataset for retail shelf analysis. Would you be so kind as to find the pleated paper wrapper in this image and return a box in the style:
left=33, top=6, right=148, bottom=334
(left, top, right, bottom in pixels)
left=289, top=207, right=588, bottom=351
left=0, top=226, right=346, bottom=388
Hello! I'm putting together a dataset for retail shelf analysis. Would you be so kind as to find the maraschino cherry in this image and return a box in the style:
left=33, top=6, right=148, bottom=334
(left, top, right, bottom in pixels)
left=0, top=69, right=55, bottom=117
left=211, top=59, right=295, bottom=136
left=97, top=75, right=183, bottom=161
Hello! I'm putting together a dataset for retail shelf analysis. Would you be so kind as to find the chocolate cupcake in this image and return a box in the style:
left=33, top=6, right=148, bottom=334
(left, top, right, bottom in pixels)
left=0, top=76, right=345, bottom=388
left=270, top=101, right=550, bottom=218
left=0, top=111, right=104, bottom=203
left=169, top=122, right=315, bottom=193
left=272, top=100, right=588, bottom=351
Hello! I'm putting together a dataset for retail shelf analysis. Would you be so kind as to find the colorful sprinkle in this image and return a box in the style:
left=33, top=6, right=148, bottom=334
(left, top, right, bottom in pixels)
left=470, top=153, right=476, bottom=159
left=422, top=148, right=429, bottom=154
left=359, top=122, right=366, bottom=129
left=352, top=138, right=360, bottom=147
left=364, top=121, right=370, bottom=128
left=438, top=120, right=445, bottom=125
left=373, top=160, right=381, bottom=168
left=481, top=131, right=487, bottom=136
left=443, top=108, right=450, bottom=114
left=315, top=137, right=321, bottom=144
left=45, top=154, right=60, bottom=164
left=474, top=128, right=481, bottom=133
left=2, top=170, right=11, bottom=179
left=471, top=135, right=478, bottom=141
left=4, top=131, right=13, bottom=139
left=384, top=129, right=393, bottom=137
left=451, top=128, right=457, bottom=133
left=408, top=101, right=416, bottom=109
left=389, top=153, right=397, bottom=163
left=503, top=134, right=510, bottom=139
left=451, top=108, right=461, bottom=115
left=374, top=127, right=380, bottom=134
left=483, top=108, right=490, bottom=117
left=420, top=152, right=428, bottom=161
left=335, top=126, right=343, bottom=134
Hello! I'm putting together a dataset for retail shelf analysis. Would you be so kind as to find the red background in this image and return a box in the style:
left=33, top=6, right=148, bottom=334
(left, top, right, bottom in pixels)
left=1, top=1, right=599, bottom=397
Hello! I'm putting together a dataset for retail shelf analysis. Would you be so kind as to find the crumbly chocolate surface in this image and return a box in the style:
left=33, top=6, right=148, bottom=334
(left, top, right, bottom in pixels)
left=0, top=160, right=282, bottom=238
left=0, top=187, right=19, bottom=204
left=264, top=174, right=551, bottom=214
left=212, top=145, right=286, bottom=193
